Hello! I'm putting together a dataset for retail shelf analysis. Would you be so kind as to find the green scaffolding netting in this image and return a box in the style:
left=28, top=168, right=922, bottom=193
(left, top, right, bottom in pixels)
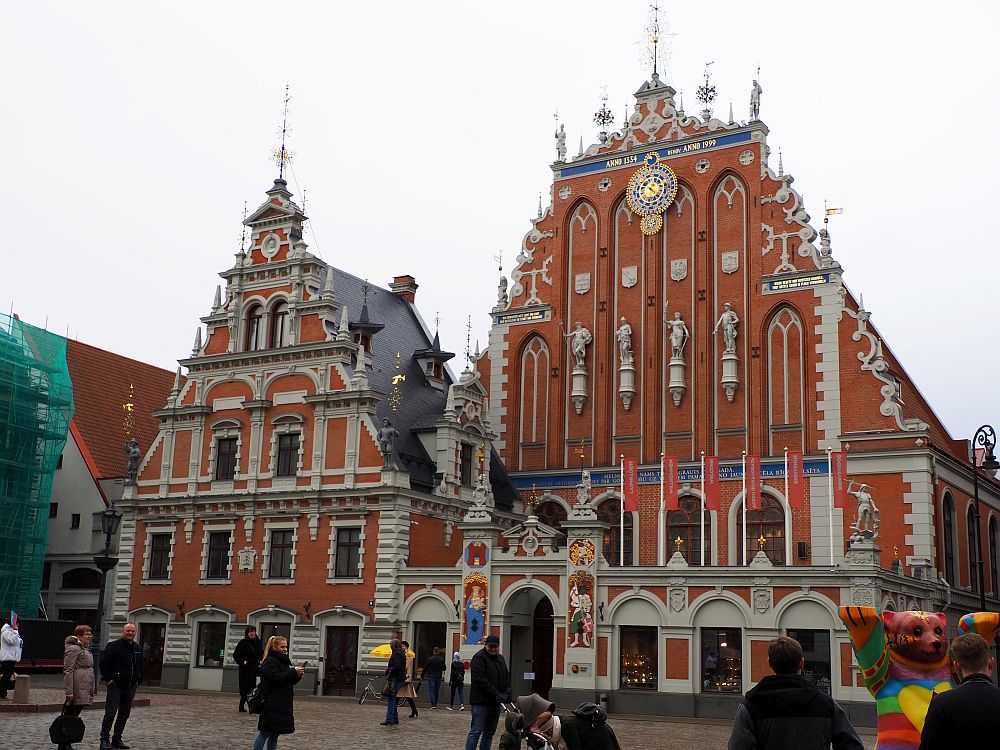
left=0, top=312, right=74, bottom=616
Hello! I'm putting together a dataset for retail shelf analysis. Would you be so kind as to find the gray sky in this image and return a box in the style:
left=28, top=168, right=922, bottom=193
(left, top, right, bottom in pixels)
left=4, top=1, right=997, bottom=445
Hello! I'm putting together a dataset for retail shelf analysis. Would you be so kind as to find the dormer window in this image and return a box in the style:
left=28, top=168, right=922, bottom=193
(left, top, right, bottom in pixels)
left=245, top=305, right=263, bottom=351
left=270, top=301, right=289, bottom=348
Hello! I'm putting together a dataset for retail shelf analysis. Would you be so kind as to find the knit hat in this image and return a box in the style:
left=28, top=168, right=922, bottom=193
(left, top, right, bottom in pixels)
left=485, top=634, right=500, bottom=646
left=516, top=693, right=556, bottom=728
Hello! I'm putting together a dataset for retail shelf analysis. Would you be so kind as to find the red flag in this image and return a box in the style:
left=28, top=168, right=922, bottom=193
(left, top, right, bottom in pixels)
left=787, top=451, right=804, bottom=509
left=663, top=456, right=679, bottom=510
left=622, top=458, right=639, bottom=511
left=745, top=454, right=761, bottom=510
left=704, top=455, right=720, bottom=510
left=831, top=451, right=849, bottom=509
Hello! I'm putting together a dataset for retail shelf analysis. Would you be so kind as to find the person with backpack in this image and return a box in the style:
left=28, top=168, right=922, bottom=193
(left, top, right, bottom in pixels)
left=446, top=651, right=465, bottom=711
left=252, top=635, right=304, bottom=750
left=560, top=702, right=621, bottom=750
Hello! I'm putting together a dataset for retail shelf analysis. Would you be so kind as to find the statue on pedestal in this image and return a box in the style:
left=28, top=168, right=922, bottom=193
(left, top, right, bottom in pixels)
left=124, top=437, right=141, bottom=485
left=377, top=418, right=399, bottom=466
left=555, top=124, right=567, bottom=162
left=847, top=481, right=880, bottom=543
left=750, top=79, right=762, bottom=121
left=713, top=302, right=739, bottom=353
left=668, top=312, right=689, bottom=358
left=615, top=317, right=633, bottom=366
left=566, top=322, right=593, bottom=370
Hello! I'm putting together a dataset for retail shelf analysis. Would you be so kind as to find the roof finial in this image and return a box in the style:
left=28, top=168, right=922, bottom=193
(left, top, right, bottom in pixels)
left=465, top=314, right=472, bottom=369
left=434, top=311, right=441, bottom=337
left=778, top=147, right=784, bottom=177
left=273, top=84, right=292, bottom=180
left=537, top=193, right=543, bottom=218
left=362, top=278, right=370, bottom=307
left=695, top=62, right=717, bottom=121
left=594, top=86, right=614, bottom=144
left=648, top=2, right=662, bottom=77
left=240, top=200, right=249, bottom=252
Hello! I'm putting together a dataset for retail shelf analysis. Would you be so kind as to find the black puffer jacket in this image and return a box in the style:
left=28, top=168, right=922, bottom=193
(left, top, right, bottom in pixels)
left=233, top=636, right=264, bottom=675
left=561, top=703, right=621, bottom=750
left=727, top=674, right=863, bottom=750
left=257, top=653, right=302, bottom=736
left=99, top=637, right=143, bottom=688
left=468, top=647, right=510, bottom=705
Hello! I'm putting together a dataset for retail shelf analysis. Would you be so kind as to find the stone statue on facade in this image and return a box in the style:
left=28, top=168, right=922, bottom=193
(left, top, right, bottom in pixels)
left=713, top=303, right=739, bottom=354
left=124, top=437, right=141, bottom=485
left=377, top=418, right=400, bottom=466
left=615, top=317, right=633, bottom=365
left=555, top=124, right=567, bottom=162
left=847, top=481, right=880, bottom=543
left=668, top=312, right=690, bottom=358
left=497, top=275, right=508, bottom=308
left=565, top=322, right=593, bottom=370
left=750, top=79, right=762, bottom=121
left=472, top=472, right=493, bottom=509
left=575, top=470, right=593, bottom=508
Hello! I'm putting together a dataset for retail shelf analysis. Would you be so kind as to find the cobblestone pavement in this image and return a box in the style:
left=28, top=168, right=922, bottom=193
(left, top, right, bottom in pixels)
left=1, top=687, right=877, bottom=749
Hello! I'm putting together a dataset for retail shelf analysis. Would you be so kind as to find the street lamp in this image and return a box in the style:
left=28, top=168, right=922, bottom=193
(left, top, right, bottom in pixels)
left=971, top=425, right=999, bottom=613
left=93, top=503, right=123, bottom=651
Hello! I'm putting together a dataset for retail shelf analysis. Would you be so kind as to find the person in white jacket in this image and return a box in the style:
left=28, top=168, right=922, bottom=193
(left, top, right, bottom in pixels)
left=1, top=619, right=24, bottom=699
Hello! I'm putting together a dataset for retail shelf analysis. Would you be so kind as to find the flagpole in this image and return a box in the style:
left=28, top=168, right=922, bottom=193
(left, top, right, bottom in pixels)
left=784, top=447, right=790, bottom=566
left=827, top=447, right=834, bottom=566
left=742, top=450, right=748, bottom=565
left=700, top=452, right=706, bottom=566
left=658, top=452, right=665, bottom=567
left=619, top=454, right=625, bottom=567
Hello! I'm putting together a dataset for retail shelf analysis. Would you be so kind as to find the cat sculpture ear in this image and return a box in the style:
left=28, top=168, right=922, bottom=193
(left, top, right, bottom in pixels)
left=880, top=610, right=895, bottom=629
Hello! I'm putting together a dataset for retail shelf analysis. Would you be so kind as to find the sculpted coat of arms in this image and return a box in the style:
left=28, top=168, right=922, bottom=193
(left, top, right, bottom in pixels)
left=722, top=251, right=740, bottom=274
left=621, top=266, right=638, bottom=288
left=670, top=259, right=687, bottom=282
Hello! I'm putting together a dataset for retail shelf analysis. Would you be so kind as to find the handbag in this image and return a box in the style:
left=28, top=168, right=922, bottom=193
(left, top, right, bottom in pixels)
left=382, top=677, right=396, bottom=696
left=247, top=683, right=267, bottom=714
left=49, top=702, right=85, bottom=745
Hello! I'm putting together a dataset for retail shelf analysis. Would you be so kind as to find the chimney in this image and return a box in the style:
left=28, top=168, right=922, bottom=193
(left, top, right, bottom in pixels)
left=389, top=274, right=419, bottom=303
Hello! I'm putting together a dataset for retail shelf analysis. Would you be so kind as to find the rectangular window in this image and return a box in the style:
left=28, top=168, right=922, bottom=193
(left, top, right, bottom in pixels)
left=276, top=433, right=299, bottom=477
left=70, top=513, right=81, bottom=529
left=206, top=531, right=231, bottom=579
left=460, top=444, right=473, bottom=486
left=148, top=533, right=171, bottom=580
left=701, top=628, right=742, bottom=693
left=334, top=528, right=361, bottom=578
left=619, top=626, right=657, bottom=689
left=215, top=437, right=238, bottom=481
left=268, top=529, right=294, bottom=579
left=786, top=628, right=831, bottom=694
left=195, top=622, right=227, bottom=668
left=49, top=502, right=59, bottom=518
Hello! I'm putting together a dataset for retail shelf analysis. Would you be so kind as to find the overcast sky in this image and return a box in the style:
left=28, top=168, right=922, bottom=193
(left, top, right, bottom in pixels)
left=4, top=1, right=998, bottom=445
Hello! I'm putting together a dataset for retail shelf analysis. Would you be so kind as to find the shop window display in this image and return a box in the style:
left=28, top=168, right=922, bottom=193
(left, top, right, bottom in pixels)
left=196, top=622, right=227, bottom=668
left=619, top=626, right=657, bottom=689
left=785, top=628, right=831, bottom=694
left=701, top=628, right=741, bottom=692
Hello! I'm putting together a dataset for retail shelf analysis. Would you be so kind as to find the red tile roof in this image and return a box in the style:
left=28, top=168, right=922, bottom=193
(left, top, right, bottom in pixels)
left=65, top=339, right=178, bottom=480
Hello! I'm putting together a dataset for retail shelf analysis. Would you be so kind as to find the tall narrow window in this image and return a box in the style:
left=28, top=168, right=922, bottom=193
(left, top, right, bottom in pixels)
left=598, top=500, right=633, bottom=566
left=276, top=433, right=299, bottom=477
left=967, top=506, right=980, bottom=592
left=460, top=444, right=473, bottom=486
left=942, top=494, right=955, bottom=585
left=766, top=307, right=805, bottom=453
left=149, top=533, right=171, bottom=580
left=206, top=531, right=231, bottom=579
left=701, top=628, right=742, bottom=693
left=268, top=529, right=294, bottom=579
left=619, top=626, right=657, bottom=689
left=334, top=528, right=361, bottom=578
left=989, top=517, right=998, bottom=595
left=739, top=497, right=786, bottom=565
left=245, top=305, right=263, bottom=351
left=215, top=437, right=237, bottom=481
left=270, top=301, right=289, bottom=348
left=667, top=497, right=710, bottom=565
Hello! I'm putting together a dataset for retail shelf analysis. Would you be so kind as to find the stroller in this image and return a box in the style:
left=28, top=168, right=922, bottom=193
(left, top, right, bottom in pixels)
left=499, top=699, right=555, bottom=750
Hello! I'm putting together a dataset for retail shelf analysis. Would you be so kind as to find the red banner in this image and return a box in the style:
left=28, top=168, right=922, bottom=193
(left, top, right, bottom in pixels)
left=787, top=451, right=804, bottom=509
left=745, top=454, right=761, bottom=510
left=663, top=456, right=679, bottom=510
left=704, top=455, right=720, bottom=510
left=831, top=451, right=849, bottom=509
left=622, top=458, right=639, bottom=512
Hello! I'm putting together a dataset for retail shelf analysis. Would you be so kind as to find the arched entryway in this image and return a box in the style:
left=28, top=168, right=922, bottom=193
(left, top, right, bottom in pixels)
left=506, top=587, right=555, bottom=699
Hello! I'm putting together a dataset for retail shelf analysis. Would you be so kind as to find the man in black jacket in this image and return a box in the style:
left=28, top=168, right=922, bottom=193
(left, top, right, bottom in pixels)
left=727, top=636, right=863, bottom=750
left=99, top=623, right=143, bottom=750
left=233, top=626, right=263, bottom=712
left=920, top=632, right=1000, bottom=749
left=464, top=634, right=511, bottom=750
left=423, top=646, right=447, bottom=709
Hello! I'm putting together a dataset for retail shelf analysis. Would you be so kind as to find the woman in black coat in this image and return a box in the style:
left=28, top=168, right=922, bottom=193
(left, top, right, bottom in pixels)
left=381, top=639, right=406, bottom=726
left=253, top=636, right=304, bottom=750
left=233, top=626, right=264, bottom=712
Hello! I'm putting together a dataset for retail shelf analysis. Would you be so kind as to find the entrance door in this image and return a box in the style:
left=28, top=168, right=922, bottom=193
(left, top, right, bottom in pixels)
left=138, top=623, right=165, bottom=686
left=531, top=596, right=554, bottom=698
left=413, top=621, right=447, bottom=680
left=323, top=626, right=358, bottom=696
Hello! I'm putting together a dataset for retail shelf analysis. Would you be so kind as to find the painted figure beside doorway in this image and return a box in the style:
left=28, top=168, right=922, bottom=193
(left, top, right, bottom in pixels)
left=463, top=573, right=489, bottom=645
left=567, top=572, right=595, bottom=648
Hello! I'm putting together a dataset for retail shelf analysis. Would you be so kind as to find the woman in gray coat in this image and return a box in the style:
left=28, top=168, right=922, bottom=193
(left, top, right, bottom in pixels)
left=62, top=625, right=96, bottom=749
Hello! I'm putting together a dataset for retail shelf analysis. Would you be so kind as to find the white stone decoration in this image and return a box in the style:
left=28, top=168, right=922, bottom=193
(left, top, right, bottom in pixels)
left=739, top=149, right=754, bottom=165
left=559, top=185, right=572, bottom=200
left=695, top=158, right=710, bottom=174
left=670, top=259, right=688, bottom=282
left=847, top=481, right=880, bottom=545
left=237, top=546, right=258, bottom=573
left=575, top=273, right=591, bottom=295
left=598, top=177, right=612, bottom=193
left=616, top=317, right=636, bottom=411
left=621, top=266, right=638, bottom=289
left=714, top=303, right=740, bottom=402
left=261, top=233, right=281, bottom=259
left=666, top=311, right=689, bottom=407
left=721, top=251, right=740, bottom=274
left=565, top=322, right=593, bottom=415
left=572, top=470, right=596, bottom=518
left=555, top=124, right=567, bottom=162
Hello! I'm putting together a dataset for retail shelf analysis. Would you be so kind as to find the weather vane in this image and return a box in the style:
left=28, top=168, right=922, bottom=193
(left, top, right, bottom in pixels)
left=122, top=383, right=135, bottom=439
left=465, top=314, right=472, bottom=368
left=594, top=86, right=615, bottom=143
left=273, top=84, right=293, bottom=179
left=239, top=200, right=249, bottom=253
left=696, top=62, right=717, bottom=120
left=649, top=3, right=661, bottom=75
left=824, top=199, right=844, bottom=227
left=389, top=352, right=405, bottom=411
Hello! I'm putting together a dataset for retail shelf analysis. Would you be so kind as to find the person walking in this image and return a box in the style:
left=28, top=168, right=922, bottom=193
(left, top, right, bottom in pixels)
left=0, top=616, right=23, bottom=700
left=423, top=646, right=446, bottom=709
left=920, top=632, right=1000, bottom=749
left=727, top=636, right=863, bottom=750
left=464, top=634, right=511, bottom=750
left=99, top=622, right=143, bottom=750
left=396, top=640, right=419, bottom=718
left=233, top=626, right=264, bottom=713
left=253, top=635, right=304, bottom=750
left=61, top=625, right=96, bottom=749
left=381, top=639, right=406, bottom=726
left=447, top=651, right=465, bottom=711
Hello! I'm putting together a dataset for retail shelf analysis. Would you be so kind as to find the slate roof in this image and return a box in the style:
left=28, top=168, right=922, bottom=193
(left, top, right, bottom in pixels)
left=64, top=339, right=177, bottom=480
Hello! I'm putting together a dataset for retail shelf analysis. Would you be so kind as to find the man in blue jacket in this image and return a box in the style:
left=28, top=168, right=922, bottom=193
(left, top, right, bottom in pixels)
left=99, top=623, right=143, bottom=750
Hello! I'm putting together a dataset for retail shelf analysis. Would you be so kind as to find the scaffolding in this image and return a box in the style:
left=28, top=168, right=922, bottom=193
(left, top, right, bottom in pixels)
left=0, top=312, right=74, bottom=616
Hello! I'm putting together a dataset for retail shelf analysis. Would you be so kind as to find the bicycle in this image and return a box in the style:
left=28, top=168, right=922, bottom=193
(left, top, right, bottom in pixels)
left=358, top=676, right=383, bottom=704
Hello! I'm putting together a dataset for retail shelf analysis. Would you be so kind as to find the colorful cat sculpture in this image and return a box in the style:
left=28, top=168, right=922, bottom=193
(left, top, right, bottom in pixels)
left=839, top=606, right=1000, bottom=749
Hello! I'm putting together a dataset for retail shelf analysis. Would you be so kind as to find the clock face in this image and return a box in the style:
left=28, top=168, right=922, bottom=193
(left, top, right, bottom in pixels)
left=626, top=153, right=678, bottom=231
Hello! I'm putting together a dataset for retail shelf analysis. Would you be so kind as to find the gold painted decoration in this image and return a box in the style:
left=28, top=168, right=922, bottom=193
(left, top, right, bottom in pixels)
left=625, top=152, right=678, bottom=235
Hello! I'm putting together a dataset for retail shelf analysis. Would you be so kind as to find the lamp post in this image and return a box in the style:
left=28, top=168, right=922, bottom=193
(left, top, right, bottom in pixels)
left=93, top=503, right=123, bottom=651
left=971, top=425, right=999, bottom=613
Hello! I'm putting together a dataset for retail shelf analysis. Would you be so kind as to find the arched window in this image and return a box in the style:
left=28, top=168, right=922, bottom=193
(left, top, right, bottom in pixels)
left=518, top=336, right=550, bottom=446
left=535, top=500, right=566, bottom=537
left=244, top=304, right=263, bottom=351
left=967, top=506, right=980, bottom=593
left=61, top=567, right=101, bottom=589
left=738, top=496, right=785, bottom=565
left=597, top=499, right=633, bottom=566
left=667, top=496, right=710, bottom=565
left=269, top=301, right=289, bottom=348
left=989, top=517, right=998, bottom=595
left=766, top=308, right=805, bottom=453
left=942, top=493, right=955, bottom=585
